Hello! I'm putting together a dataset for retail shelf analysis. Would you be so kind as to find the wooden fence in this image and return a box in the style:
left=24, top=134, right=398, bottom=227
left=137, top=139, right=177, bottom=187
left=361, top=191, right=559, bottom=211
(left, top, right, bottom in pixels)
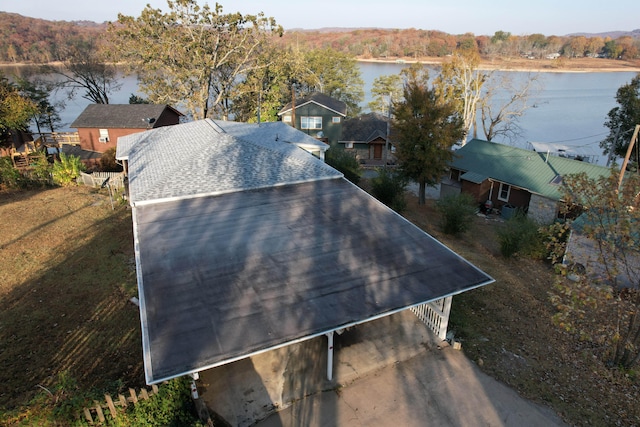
left=79, top=172, right=126, bottom=190
left=82, top=384, right=159, bottom=424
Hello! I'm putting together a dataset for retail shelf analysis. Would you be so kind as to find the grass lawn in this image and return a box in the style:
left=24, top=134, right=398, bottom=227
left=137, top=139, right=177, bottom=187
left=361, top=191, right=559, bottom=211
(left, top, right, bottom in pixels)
left=0, top=186, right=144, bottom=423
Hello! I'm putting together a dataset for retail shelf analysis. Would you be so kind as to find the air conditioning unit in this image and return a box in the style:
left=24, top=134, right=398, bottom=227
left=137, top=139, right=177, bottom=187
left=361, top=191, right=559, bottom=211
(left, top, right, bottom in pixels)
left=98, top=137, right=109, bottom=143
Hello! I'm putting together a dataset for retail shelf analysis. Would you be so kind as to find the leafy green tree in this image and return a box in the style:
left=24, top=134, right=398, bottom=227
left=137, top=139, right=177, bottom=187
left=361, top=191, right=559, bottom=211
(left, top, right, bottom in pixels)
left=436, top=193, right=477, bottom=236
left=551, top=170, right=640, bottom=368
left=370, top=168, right=408, bottom=213
left=527, top=33, right=548, bottom=50
left=368, top=74, right=403, bottom=115
left=109, top=0, right=282, bottom=120
left=0, top=72, right=38, bottom=132
left=0, top=156, right=23, bottom=188
left=491, top=30, right=511, bottom=44
left=325, top=146, right=361, bottom=184
left=232, top=45, right=298, bottom=123
left=0, top=72, right=38, bottom=149
left=392, top=65, right=464, bottom=205
left=603, top=39, right=623, bottom=59
left=601, top=73, right=640, bottom=160
left=234, top=46, right=365, bottom=122
left=52, top=153, right=85, bottom=186
left=302, top=48, right=364, bottom=116
left=129, top=94, right=150, bottom=104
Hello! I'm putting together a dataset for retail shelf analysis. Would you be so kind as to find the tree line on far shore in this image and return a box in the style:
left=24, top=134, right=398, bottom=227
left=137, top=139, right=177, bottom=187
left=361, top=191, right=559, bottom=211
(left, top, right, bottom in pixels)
left=1, top=10, right=639, bottom=65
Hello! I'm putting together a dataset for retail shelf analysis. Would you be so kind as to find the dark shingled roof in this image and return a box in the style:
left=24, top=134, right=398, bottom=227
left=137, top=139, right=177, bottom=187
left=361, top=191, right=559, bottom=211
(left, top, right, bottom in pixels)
left=70, top=104, right=182, bottom=129
left=136, top=179, right=493, bottom=384
left=278, top=92, right=347, bottom=117
left=340, top=113, right=390, bottom=143
left=125, top=120, right=493, bottom=384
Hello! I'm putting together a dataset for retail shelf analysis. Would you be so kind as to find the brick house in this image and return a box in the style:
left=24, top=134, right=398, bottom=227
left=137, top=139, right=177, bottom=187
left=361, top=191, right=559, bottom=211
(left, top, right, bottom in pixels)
left=71, top=104, right=183, bottom=154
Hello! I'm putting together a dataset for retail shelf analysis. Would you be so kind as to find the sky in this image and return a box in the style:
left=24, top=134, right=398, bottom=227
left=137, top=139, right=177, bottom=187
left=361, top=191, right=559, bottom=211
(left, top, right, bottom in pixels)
left=2, top=0, right=638, bottom=36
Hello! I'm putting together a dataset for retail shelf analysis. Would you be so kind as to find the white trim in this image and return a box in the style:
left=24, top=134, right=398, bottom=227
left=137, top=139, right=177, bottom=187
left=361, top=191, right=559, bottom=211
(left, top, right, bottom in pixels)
left=301, top=116, right=322, bottom=130
left=144, top=282, right=493, bottom=384
left=498, top=182, right=511, bottom=202
left=98, top=128, right=110, bottom=143
left=278, top=100, right=347, bottom=117
left=139, top=178, right=495, bottom=384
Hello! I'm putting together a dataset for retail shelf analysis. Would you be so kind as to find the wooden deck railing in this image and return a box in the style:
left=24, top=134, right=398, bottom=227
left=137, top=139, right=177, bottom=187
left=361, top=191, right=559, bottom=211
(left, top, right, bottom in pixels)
left=410, top=296, right=453, bottom=340
left=34, top=132, right=80, bottom=146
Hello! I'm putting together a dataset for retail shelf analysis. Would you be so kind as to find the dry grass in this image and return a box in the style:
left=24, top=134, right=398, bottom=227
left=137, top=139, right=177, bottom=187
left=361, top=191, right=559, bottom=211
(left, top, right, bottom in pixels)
left=402, top=194, right=640, bottom=426
left=1, top=185, right=639, bottom=425
left=0, top=186, right=144, bottom=418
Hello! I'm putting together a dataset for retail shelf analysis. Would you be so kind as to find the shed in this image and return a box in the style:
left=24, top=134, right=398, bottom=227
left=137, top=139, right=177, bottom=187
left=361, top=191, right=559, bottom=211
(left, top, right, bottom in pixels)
left=119, top=119, right=493, bottom=385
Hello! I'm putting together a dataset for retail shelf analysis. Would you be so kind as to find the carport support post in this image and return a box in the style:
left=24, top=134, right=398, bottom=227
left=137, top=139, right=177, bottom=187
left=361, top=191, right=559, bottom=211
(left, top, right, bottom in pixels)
left=326, top=331, right=334, bottom=381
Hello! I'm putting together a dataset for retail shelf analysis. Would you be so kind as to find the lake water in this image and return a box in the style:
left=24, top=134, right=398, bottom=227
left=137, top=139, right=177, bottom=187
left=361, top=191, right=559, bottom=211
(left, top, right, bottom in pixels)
left=5, top=63, right=637, bottom=165
left=359, top=62, right=638, bottom=165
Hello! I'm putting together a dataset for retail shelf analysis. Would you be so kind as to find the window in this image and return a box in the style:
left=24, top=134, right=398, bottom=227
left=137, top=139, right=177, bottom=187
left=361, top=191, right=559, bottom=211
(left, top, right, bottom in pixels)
left=345, top=142, right=353, bottom=149
left=98, top=129, right=110, bottom=143
left=332, top=116, right=341, bottom=123
left=301, top=116, right=322, bottom=130
left=498, top=183, right=511, bottom=202
left=283, top=115, right=292, bottom=123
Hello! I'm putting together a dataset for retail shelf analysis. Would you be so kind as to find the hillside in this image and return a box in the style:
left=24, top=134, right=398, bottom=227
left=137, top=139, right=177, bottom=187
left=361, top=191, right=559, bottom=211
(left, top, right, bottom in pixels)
left=1, top=12, right=639, bottom=66
left=0, top=12, right=104, bottom=63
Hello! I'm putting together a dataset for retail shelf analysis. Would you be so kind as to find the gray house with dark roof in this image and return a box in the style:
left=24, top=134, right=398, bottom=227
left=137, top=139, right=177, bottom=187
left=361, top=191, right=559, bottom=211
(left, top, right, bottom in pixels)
left=277, top=92, right=347, bottom=145
left=115, top=118, right=493, bottom=389
left=71, top=104, right=182, bottom=154
left=339, top=113, right=394, bottom=164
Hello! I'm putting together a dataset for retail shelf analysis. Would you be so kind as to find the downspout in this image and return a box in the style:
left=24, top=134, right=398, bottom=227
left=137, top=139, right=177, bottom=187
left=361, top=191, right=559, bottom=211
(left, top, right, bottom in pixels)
left=326, top=331, right=334, bottom=381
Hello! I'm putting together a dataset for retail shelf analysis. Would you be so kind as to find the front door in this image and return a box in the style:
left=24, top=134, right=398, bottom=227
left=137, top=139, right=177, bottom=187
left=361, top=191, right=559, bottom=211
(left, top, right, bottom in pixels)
left=373, top=144, right=382, bottom=160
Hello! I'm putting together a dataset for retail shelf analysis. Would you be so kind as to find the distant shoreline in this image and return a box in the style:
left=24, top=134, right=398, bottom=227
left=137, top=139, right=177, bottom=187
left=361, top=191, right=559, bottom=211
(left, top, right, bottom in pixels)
left=358, top=57, right=640, bottom=73
left=2, top=57, right=640, bottom=74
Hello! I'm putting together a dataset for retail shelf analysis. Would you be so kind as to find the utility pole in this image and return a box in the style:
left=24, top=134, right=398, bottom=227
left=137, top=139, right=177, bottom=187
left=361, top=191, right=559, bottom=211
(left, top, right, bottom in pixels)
left=618, top=124, right=639, bottom=191
left=383, top=92, right=392, bottom=168
left=291, top=85, right=296, bottom=129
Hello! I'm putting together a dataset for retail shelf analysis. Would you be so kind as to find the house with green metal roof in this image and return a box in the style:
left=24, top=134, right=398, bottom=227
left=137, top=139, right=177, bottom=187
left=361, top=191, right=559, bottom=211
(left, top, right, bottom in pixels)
left=443, top=139, right=613, bottom=224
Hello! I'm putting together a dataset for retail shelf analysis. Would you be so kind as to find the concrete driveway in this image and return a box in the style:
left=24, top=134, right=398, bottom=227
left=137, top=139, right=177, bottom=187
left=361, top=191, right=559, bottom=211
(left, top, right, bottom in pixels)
left=198, top=310, right=565, bottom=426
